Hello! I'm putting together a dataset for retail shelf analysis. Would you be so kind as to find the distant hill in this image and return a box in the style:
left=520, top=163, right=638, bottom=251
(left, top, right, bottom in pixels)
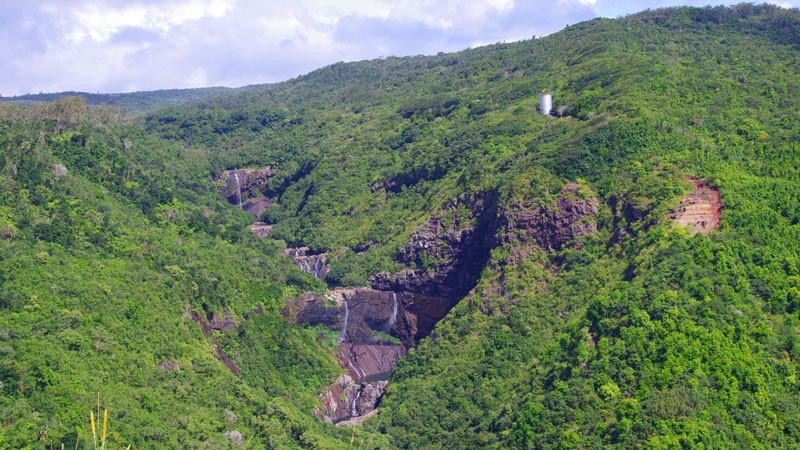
left=1, top=84, right=271, bottom=114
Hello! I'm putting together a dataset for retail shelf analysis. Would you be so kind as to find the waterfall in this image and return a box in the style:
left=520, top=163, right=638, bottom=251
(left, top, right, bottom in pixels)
left=351, top=389, right=361, bottom=417
left=339, top=300, right=349, bottom=343
left=346, top=357, right=363, bottom=380
left=233, top=172, right=242, bottom=210
left=388, top=292, right=398, bottom=328
left=313, top=257, right=322, bottom=278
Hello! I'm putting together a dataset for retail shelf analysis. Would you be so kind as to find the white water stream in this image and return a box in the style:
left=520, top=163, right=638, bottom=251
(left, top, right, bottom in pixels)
left=233, top=172, right=242, bottom=210
left=339, top=300, right=349, bottom=343
left=350, top=389, right=361, bottom=417
left=388, top=292, right=398, bottom=328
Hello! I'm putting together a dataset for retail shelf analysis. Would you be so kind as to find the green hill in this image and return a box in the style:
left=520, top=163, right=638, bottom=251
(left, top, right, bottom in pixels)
left=1, top=85, right=271, bottom=115
left=2, top=3, right=800, bottom=448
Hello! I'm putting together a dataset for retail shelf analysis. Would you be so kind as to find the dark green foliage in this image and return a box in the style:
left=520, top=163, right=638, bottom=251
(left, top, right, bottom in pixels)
left=3, top=3, right=800, bottom=448
left=0, top=99, right=342, bottom=448
left=2, top=85, right=272, bottom=115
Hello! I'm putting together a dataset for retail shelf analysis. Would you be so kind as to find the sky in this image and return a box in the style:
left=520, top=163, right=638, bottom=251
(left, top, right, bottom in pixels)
left=1, top=0, right=798, bottom=96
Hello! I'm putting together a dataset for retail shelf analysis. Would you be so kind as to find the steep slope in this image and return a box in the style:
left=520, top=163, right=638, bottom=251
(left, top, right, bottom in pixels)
left=0, top=100, right=380, bottom=448
left=145, top=4, right=800, bottom=448
left=3, top=3, right=800, bottom=449
left=2, top=84, right=271, bottom=115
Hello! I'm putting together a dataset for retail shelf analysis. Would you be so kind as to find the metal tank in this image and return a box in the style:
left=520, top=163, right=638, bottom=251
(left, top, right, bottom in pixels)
left=540, top=93, right=553, bottom=116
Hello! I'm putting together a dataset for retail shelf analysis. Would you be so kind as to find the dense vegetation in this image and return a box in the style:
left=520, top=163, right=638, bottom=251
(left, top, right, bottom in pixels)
left=2, top=84, right=270, bottom=115
left=0, top=99, right=368, bottom=448
left=2, top=3, right=800, bottom=448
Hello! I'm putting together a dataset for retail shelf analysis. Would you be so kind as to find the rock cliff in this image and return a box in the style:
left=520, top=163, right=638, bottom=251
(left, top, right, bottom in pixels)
left=496, top=184, right=599, bottom=252
left=283, top=289, right=405, bottom=422
left=370, top=185, right=598, bottom=341
left=295, top=184, right=600, bottom=423
left=220, top=167, right=275, bottom=216
left=284, top=247, right=329, bottom=280
left=371, top=193, right=497, bottom=298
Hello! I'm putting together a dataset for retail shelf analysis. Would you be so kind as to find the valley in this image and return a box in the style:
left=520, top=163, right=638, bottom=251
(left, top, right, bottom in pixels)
left=2, top=4, right=800, bottom=448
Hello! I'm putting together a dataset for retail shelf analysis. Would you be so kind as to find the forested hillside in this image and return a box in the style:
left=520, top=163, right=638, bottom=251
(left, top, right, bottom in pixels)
left=2, top=4, right=800, bottom=448
left=2, top=84, right=270, bottom=115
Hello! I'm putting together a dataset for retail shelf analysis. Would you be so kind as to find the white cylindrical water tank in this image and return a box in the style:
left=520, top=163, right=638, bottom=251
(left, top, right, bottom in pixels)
left=540, top=93, right=553, bottom=116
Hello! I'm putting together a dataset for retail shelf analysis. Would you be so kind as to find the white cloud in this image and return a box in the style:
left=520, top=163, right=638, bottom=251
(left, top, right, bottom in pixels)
left=3, top=0, right=798, bottom=96
left=67, top=0, right=236, bottom=43
left=1, top=0, right=592, bottom=95
left=187, top=68, right=209, bottom=88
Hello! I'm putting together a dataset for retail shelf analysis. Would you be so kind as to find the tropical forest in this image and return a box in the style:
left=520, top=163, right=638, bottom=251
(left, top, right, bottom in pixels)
left=2, top=4, right=800, bottom=448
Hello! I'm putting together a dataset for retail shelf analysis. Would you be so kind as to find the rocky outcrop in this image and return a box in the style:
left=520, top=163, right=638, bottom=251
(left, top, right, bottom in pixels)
left=283, top=289, right=406, bottom=372
left=670, top=178, right=721, bottom=235
left=496, top=183, right=599, bottom=253
left=317, top=375, right=354, bottom=423
left=301, top=185, right=601, bottom=424
left=369, top=187, right=599, bottom=340
left=375, top=194, right=497, bottom=298
left=285, top=247, right=329, bottom=280
left=288, top=289, right=405, bottom=423
left=249, top=222, right=273, bottom=237
left=190, top=310, right=241, bottom=377
left=316, top=375, right=390, bottom=424
left=220, top=167, right=275, bottom=216
left=282, top=291, right=342, bottom=326
left=338, top=345, right=404, bottom=381
left=351, top=381, right=388, bottom=416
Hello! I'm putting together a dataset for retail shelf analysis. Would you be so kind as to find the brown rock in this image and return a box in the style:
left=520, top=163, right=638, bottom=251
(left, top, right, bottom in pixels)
left=219, top=167, right=275, bottom=216
left=497, top=184, right=599, bottom=252
left=670, top=177, right=721, bottom=235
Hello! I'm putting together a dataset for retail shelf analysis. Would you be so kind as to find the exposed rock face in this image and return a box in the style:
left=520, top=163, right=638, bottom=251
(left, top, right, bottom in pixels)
left=285, top=247, right=329, bottom=280
left=497, top=183, right=599, bottom=253
left=317, top=375, right=353, bottom=423
left=220, top=167, right=275, bottom=216
left=207, top=310, right=237, bottom=331
left=352, top=381, right=389, bottom=416
left=368, top=194, right=497, bottom=345
left=337, top=344, right=405, bottom=381
left=301, top=185, right=601, bottom=424
left=282, top=291, right=341, bottom=326
left=671, top=178, right=721, bottom=235
left=249, top=222, right=273, bottom=237
left=190, top=310, right=241, bottom=377
left=241, top=197, right=273, bottom=217
left=374, top=194, right=497, bottom=298
left=316, top=376, right=390, bottom=424
left=283, top=289, right=406, bottom=374
left=369, top=187, right=598, bottom=342
left=288, top=288, right=405, bottom=423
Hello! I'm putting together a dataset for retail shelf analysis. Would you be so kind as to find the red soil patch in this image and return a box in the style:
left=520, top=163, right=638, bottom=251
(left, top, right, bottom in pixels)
left=671, top=177, right=722, bottom=235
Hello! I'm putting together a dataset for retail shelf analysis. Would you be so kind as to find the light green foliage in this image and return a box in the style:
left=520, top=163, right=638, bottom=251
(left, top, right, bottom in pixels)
left=3, top=4, right=800, bottom=448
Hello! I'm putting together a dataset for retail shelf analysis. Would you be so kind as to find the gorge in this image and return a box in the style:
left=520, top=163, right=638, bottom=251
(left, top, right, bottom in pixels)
left=226, top=178, right=603, bottom=422
left=4, top=5, right=799, bottom=448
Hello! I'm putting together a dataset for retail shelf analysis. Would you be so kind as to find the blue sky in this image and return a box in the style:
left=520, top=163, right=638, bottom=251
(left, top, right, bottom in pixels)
left=1, top=0, right=797, bottom=96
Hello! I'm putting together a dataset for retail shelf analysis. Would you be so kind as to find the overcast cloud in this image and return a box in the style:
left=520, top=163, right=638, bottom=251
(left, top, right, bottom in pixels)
left=1, top=0, right=798, bottom=96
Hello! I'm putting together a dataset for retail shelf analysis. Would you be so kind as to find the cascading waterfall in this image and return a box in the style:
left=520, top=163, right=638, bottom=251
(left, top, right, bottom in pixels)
left=233, top=172, right=243, bottom=210
left=339, top=299, right=349, bottom=343
left=313, top=257, right=322, bottom=278
left=351, top=389, right=361, bottom=417
left=388, top=292, right=398, bottom=328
